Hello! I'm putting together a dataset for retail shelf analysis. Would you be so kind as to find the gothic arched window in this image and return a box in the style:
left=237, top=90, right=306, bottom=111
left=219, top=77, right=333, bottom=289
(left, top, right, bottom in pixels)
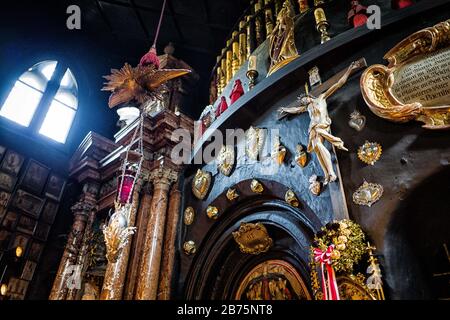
left=0, top=60, right=78, bottom=143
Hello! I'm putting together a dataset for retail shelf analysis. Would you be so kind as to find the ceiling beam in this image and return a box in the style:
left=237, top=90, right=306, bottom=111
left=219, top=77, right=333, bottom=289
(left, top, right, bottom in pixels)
left=128, top=0, right=152, bottom=43
left=95, top=0, right=118, bottom=40
left=99, top=0, right=232, bottom=31
left=166, top=0, right=185, bottom=43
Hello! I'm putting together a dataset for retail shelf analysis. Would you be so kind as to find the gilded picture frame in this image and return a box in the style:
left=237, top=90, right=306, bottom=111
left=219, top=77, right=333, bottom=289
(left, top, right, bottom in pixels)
left=360, top=19, right=450, bottom=129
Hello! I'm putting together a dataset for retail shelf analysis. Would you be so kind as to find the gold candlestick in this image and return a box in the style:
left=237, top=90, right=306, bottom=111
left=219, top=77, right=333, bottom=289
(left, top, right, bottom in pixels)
left=274, top=0, right=282, bottom=15
left=216, top=66, right=223, bottom=95
left=298, top=0, right=309, bottom=13
left=264, top=0, right=274, bottom=36
left=231, top=31, right=240, bottom=76
left=314, top=8, right=331, bottom=44
left=220, top=49, right=228, bottom=85
left=239, top=21, right=247, bottom=66
left=254, top=1, right=264, bottom=47
left=314, top=0, right=325, bottom=6
left=226, top=40, right=233, bottom=84
left=246, top=55, right=259, bottom=90
left=246, top=15, right=255, bottom=58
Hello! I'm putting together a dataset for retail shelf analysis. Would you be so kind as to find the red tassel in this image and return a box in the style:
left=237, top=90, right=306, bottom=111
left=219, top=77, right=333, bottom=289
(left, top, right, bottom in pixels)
left=216, top=96, right=228, bottom=117
left=353, top=14, right=368, bottom=28
left=393, top=0, right=413, bottom=9
left=229, top=79, right=245, bottom=104
left=140, top=46, right=160, bottom=69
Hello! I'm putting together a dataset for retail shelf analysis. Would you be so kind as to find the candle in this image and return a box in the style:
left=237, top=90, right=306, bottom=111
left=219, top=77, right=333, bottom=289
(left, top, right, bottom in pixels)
left=248, top=55, right=257, bottom=71
left=314, top=8, right=327, bottom=24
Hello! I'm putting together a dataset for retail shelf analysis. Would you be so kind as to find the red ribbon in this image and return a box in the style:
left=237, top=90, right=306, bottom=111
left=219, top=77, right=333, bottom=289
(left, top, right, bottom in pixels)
left=314, top=245, right=340, bottom=300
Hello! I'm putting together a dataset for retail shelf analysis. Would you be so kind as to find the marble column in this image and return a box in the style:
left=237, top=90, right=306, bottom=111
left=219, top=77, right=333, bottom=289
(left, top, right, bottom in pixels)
left=157, top=183, right=181, bottom=300
left=100, top=187, right=140, bottom=300
left=65, top=209, right=96, bottom=300
left=135, top=168, right=178, bottom=300
left=49, top=202, right=93, bottom=300
left=123, top=186, right=153, bottom=300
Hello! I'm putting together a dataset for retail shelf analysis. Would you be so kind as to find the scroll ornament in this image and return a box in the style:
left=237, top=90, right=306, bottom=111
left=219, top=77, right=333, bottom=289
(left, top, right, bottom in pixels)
left=310, top=219, right=385, bottom=300
left=360, top=19, right=450, bottom=129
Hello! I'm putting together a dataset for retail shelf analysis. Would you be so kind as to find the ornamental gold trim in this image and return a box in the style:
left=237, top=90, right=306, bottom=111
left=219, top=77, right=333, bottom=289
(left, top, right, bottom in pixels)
left=357, top=141, right=382, bottom=166
left=184, top=206, right=195, bottom=226
left=360, top=19, right=450, bottom=130
left=232, top=222, right=273, bottom=255
left=352, top=181, right=383, bottom=207
left=192, top=169, right=211, bottom=200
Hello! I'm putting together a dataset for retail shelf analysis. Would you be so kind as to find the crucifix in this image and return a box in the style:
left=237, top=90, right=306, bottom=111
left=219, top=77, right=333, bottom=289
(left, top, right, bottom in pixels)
left=278, top=58, right=367, bottom=184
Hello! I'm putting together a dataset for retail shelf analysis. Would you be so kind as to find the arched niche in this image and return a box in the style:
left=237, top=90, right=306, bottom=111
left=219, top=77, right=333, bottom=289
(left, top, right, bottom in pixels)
left=183, top=179, right=323, bottom=300
left=384, top=167, right=450, bottom=300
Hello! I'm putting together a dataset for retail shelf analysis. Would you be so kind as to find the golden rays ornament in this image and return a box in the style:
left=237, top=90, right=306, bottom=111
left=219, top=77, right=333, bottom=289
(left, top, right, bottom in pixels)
left=358, top=141, right=382, bottom=165
left=206, top=206, right=219, bottom=220
left=192, top=169, right=211, bottom=200
left=352, top=181, right=383, bottom=207
left=183, top=207, right=195, bottom=226
left=250, top=179, right=264, bottom=194
left=102, top=63, right=191, bottom=109
left=285, top=189, right=300, bottom=207
left=183, top=241, right=197, bottom=255
left=233, top=222, right=273, bottom=255
left=217, top=145, right=235, bottom=176
left=226, top=188, right=239, bottom=201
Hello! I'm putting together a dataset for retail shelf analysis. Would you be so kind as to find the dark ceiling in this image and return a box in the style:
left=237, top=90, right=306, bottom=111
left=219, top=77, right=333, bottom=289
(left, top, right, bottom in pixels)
left=75, top=0, right=251, bottom=115
left=2, top=0, right=250, bottom=118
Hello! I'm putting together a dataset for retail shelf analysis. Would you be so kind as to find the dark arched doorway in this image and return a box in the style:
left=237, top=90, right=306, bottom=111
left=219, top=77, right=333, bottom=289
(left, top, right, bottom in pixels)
left=184, top=179, right=322, bottom=299
left=384, top=167, right=450, bottom=299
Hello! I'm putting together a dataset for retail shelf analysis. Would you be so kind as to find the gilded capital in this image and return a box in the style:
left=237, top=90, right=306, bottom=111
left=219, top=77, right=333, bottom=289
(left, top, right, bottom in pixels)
left=71, top=201, right=96, bottom=215
left=149, top=168, right=179, bottom=190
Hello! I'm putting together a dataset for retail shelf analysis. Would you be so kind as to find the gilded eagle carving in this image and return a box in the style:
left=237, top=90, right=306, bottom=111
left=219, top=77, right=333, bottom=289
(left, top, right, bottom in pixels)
left=102, top=63, right=191, bottom=108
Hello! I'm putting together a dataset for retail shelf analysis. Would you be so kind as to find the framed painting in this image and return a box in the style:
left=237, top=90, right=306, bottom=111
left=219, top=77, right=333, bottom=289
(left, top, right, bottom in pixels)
left=21, top=260, right=37, bottom=281
left=0, top=190, right=11, bottom=207
left=0, top=171, right=17, bottom=192
left=16, top=214, right=37, bottom=235
left=7, top=277, right=29, bottom=300
left=34, top=222, right=51, bottom=241
left=1, top=150, right=24, bottom=176
left=21, top=160, right=50, bottom=195
left=12, top=189, right=44, bottom=218
left=45, top=174, right=66, bottom=201
left=0, top=230, right=12, bottom=250
left=28, top=241, right=44, bottom=262
left=41, top=200, right=59, bottom=224
left=9, top=232, right=30, bottom=252
left=2, top=211, right=19, bottom=230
